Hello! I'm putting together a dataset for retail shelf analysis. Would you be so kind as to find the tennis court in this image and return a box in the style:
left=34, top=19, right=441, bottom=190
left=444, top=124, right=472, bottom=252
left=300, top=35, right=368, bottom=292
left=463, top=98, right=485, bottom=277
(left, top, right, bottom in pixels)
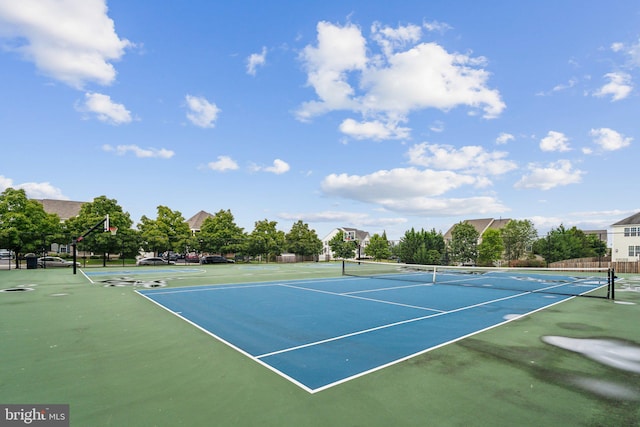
left=2, top=262, right=638, bottom=426
left=136, top=261, right=612, bottom=392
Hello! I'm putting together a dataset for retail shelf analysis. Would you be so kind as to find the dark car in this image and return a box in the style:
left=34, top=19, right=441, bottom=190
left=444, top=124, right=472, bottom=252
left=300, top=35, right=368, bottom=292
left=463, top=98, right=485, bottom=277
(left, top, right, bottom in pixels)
left=200, top=255, right=234, bottom=264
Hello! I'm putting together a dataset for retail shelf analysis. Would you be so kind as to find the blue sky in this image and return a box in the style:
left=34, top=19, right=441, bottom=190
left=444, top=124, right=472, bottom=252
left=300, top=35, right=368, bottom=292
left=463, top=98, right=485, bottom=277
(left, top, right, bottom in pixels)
left=0, top=0, right=638, bottom=241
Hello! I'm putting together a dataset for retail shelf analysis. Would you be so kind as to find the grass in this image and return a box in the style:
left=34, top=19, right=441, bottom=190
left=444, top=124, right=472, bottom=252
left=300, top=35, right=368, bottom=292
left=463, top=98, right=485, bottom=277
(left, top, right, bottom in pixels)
left=1, top=264, right=639, bottom=426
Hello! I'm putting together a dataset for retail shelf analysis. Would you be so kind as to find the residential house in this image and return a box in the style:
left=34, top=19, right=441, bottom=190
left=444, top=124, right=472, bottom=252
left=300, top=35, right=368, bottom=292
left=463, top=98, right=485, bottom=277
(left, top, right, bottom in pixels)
left=35, top=199, right=86, bottom=253
left=186, top=210, right=214, bottom=234
left=321, top=227, right=371, bottom=261
left=611, top=212, right=640, bottom=262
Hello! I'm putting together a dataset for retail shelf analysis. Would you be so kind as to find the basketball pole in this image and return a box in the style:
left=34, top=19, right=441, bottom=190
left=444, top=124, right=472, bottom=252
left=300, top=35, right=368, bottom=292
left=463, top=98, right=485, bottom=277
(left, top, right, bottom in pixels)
left=72, top=215, right=110, bottom=275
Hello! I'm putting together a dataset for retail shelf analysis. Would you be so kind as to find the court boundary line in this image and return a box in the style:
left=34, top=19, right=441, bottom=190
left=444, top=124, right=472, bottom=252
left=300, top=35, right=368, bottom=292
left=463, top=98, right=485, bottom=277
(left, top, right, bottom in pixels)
left=137, top=277, right=590, bottom=393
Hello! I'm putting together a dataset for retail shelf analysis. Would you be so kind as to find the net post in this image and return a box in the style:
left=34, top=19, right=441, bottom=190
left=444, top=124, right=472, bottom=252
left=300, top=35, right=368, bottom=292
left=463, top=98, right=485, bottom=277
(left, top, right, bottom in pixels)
left=432, top=266, right=437, bottom=283
left=610, top=268, right=615, bottom=300
left=342, top=260, right=345, bottom=276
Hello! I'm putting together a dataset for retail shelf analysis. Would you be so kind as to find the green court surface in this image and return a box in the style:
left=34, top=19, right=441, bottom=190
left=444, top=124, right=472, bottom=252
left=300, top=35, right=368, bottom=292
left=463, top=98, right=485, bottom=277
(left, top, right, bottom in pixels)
left=1, top=263, right=639, bottom=426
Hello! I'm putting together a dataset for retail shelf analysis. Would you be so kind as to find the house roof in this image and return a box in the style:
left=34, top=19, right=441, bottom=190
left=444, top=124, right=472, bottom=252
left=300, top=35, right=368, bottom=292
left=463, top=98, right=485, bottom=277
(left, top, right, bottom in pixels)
left=443, top=218, right=511, bottom=241
left=612, top=212, right=640, bottom=226
left=35, top=199, right=85, bottom=221
left=187, top=210, right=214, bottom=231
left=341, top=227, right=370, bottom=241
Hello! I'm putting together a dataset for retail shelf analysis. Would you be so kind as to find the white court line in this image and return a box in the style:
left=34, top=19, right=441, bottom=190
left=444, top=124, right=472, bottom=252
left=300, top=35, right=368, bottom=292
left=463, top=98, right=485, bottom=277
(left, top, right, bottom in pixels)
left=279, top=283, right=445, bottom=313
left=255, top=287, right=539, bottom=359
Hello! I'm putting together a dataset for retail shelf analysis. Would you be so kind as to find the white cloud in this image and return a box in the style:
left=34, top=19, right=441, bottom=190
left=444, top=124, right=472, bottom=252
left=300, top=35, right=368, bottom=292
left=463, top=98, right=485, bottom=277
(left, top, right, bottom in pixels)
left=185, top=94, right=220, bottom=128
left=496, top=132, right=514, bottom=145
left=339, top=118, right=410, bottom=140
left=423, top=20, right=453, bottom=33
left=264, top=159, right=290, bottom=174
left=0, top=0, right=132, bottom=89
left=322, top=167, right=481, bottom=202
left=429, top=120, right=445, bottom=133
left=371, top=22, right=422, bottom=57
left=407, top=143, right=517, bottom=176
left=278, top=210, right=407, bottom=228
left=375, top=195, right=507, bottom=216
left=207, top=156, right=239, bottom=172
left=251, top=159, right=290, bottom=174
left=0, top=175, right=13, bottom=190
left=629, top=39, right=640, bottom=67
left=78, top=92, right=132, bottom=124
left=247, top=46, right=267, bottom=76
left=296, top=21, right=367, bottom=120
left=320, top=167, right=508, bottom=216
left=611, top=42, right=624, bottom=52
left=514, top=160, right=584, bottom=190
left=360, top=42, right=504, bottom=118
left=0, top=175, right=68, bottom=199
left=593, top=72, right=633, bottom=101
left=540, top=131, right=571, bottom=152
left=296, top=21, right=505, bottom=139
left=589, top=128, right=632, bottom=151
left=102, top=144, right=174, bottom=159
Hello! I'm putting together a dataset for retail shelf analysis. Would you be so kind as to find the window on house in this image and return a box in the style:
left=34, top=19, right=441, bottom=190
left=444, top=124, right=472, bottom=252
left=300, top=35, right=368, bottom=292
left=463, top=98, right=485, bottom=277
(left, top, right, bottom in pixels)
left=632, top=227, right=638, bottom=237
left=630, top=246, right=636, bottom=257
left=636, top=246, right=640, bottom=257
left=625, top=228, right=630, bottom=237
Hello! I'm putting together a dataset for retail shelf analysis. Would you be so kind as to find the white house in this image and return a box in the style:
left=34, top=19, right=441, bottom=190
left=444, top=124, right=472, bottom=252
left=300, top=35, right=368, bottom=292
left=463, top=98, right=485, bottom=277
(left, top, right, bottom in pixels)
left=611, top=212, right=640, bottom=262
left=320, top=227, right=371, bottom=261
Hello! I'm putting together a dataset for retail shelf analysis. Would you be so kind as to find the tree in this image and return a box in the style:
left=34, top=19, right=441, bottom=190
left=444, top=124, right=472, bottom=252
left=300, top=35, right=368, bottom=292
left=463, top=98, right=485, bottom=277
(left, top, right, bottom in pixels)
left=285, top=220, right=322, bottom=258
left=501, top=219, right=537, bottom=265
left=364, top=233, right=391, bottom=261
left=449, top=222, right=479, bottom=265
left=64, top=196, right=133, bottom=264
left=477, top=228, right=504, bottom=266
left=138, top=206, right=190, bottom=256
left=199, top=209, right=246, bottom=255
left=138, top=215, right=169, bottom=256
left=397, top=228, right=445, bottom=264
left=328, top=231, right=356, bottom=259
left=247, top=219, right=285, bottom=262
left=0, top=188, right=62, bottom=266
left=533, top=225, right=608, bottom=264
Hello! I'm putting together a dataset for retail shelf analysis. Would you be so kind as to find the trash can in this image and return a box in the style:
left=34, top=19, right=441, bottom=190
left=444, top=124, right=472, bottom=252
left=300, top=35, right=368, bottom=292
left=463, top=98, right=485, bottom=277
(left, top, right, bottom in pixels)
left=25, top=254, right=38, bottom=269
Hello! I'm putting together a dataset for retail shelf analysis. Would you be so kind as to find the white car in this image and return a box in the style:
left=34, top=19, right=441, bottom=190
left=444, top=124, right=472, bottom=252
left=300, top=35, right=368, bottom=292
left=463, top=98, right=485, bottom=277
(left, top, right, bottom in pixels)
left=0, top=249, right=14, bottom=259
left=136, top=257, right=174, bottom=266
left=37, top=256, right=81, bottom=268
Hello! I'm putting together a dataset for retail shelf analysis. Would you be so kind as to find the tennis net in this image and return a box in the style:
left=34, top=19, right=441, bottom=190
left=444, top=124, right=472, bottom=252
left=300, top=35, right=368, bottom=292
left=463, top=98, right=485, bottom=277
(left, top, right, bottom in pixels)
left=342, top=259, right=614, bottom=299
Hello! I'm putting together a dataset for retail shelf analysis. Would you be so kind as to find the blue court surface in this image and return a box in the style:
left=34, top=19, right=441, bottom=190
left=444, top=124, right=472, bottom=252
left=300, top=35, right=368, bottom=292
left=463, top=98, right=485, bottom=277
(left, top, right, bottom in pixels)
left=137, top=272, right=607, bottom=393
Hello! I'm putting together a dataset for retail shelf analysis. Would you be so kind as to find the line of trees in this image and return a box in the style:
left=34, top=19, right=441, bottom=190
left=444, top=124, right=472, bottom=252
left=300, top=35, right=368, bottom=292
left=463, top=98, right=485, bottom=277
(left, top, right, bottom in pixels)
left=1, top=187, right=608, bottom=267
left=352, top=219, right=605, bottom=267
left=0, top=189, right=322, bottom=264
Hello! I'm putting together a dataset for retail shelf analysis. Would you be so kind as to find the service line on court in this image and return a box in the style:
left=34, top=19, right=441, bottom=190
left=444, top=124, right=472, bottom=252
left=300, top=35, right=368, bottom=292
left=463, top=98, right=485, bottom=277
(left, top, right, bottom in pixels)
left=255, top=285, right=543, bottom=359
left=279, top=282, right=446, bottom=313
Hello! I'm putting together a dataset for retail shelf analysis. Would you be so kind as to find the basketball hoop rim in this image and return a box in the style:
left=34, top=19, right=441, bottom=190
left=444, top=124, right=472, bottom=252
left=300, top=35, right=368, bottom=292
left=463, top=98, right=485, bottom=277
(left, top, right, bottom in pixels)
left=109, top=226, right=118, bottom=236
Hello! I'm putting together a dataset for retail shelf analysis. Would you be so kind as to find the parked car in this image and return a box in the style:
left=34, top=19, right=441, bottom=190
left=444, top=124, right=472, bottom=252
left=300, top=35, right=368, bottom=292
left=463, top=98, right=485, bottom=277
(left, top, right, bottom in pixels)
left=136, top=257, right=174, bottom=266
left=162, top=252, right=181, bottom=261
left=0, top=249, right=15, bottom=259
left=200, top=255, right=234, bottom=264
left=37, top=256, right=80, bottom=268
left=185, top=253, right=200, bottom=263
